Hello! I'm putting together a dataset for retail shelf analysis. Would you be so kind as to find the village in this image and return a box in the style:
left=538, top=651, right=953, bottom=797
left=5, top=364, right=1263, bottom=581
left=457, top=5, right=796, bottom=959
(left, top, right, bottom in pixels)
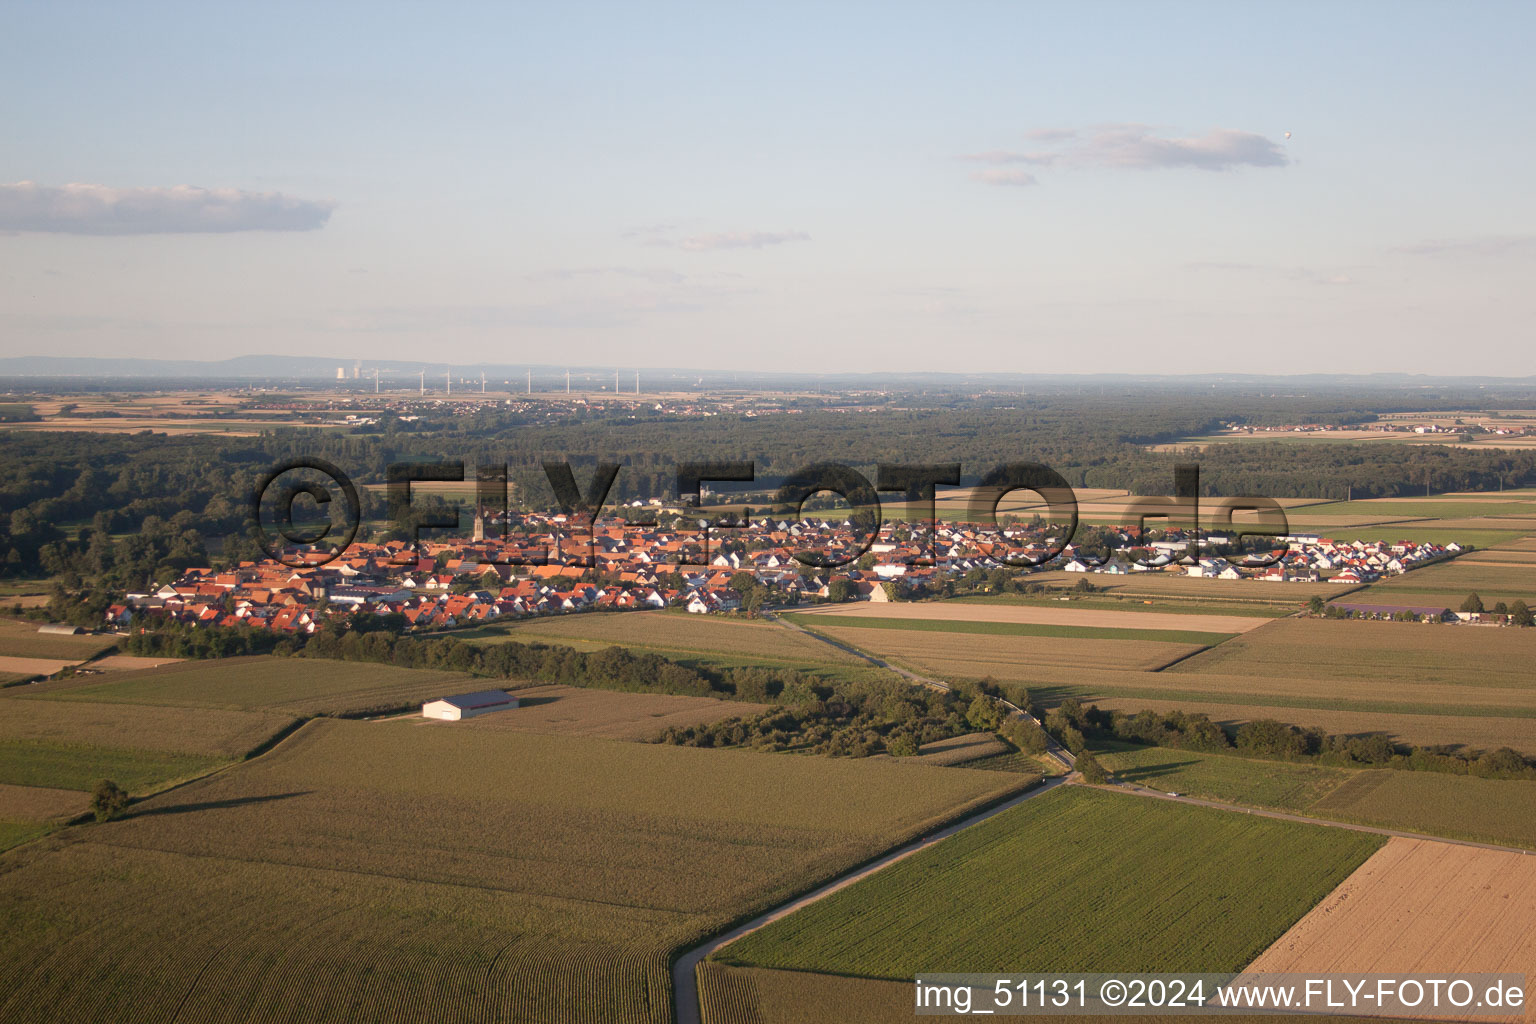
left=107, top=512, right=1459, bottom=635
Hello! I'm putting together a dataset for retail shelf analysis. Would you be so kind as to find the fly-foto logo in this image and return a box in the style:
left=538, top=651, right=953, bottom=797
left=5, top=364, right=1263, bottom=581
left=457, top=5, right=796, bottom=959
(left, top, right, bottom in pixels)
left=250, top=458, right=1288, bottom=570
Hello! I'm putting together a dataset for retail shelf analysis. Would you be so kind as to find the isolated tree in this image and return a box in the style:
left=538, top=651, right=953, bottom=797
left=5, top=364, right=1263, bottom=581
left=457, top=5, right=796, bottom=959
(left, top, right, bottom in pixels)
left=1461, top=592, right=1485, bottom=614
left=1307, top=595, right=1326, bottom=615
left=1510, top=599, right=1533, bottom=627
left=90, top=779, right=129, bottom=823
left=826, top=578, right=851, bottom=603
left=1076, top=750, right=1109, bottom=785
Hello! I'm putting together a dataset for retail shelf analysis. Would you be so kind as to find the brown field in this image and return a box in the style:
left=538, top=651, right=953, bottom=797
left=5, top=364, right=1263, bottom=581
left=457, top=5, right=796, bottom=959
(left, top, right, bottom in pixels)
left=1248, top=838, right=1536, bottom=1021
left=803, top=601, right=1269, bottom=634
left=0, top=657, right=75, bottom=677
left=0, top=783, right=87, bottom=821
left=1168, top=617, right=1536, bottom=690
left=809, top=623, right=1204, bottom=679
left=1037, top=572, right=1337, bottom=604
left=470, top=610, right=867, bottom=666
left=0, top=700, right=298, bottom=759
left=436, top=684, right=773, bottom=741
left=1081, top=696, right=1536, bottom=753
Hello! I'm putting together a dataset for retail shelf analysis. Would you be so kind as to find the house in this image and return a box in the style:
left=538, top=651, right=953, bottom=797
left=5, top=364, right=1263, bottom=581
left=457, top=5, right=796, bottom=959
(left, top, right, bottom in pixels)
left=422, top=690, right=521, bottom=721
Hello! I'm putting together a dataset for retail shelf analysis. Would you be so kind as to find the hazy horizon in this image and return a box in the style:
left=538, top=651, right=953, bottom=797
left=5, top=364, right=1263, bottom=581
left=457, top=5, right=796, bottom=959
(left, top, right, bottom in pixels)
left=3, top=2, right=1534, bottom=375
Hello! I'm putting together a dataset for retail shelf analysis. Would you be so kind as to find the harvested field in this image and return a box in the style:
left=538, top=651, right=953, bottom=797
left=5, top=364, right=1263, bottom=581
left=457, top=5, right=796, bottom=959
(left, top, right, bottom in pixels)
left=0, top=719, right=1031, bottom=1024
left=808, top=624, right=1206, bottom=679
left=950, top=593, right=1289, bottom=618
left=1048, top=666, right=1536, bottom=718
left=445, top=684, right=773, bottom=741
left=1309, top=771, right=1536, bottom=850
left=1248, top=837, right=1536, bottom=1009
left=464, top=611, right=866, bottom=666
left=0, top=657, right=74, bottom=677
left=720, top=786, right=1382, bottom=978
left=0, top=783, right=87, bottom=821
left=0, top=700, right=296, bottom=759
left=798, top=601, right=1268, bottom=634
left=1167, top=617, right=1536, bottom=690
left=28, top=656, right=477, bottom=716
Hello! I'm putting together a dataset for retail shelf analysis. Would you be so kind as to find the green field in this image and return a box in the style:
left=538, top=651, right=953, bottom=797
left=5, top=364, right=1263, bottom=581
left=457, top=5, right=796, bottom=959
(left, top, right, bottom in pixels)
left=27, top=656, right=476, bottom=716
left=0, top=742, right=222, bottom=793
left=0, top=821, right=50, bottom=853
left=1309, top=770, right=1536, bottom=849
left=719, top=786, right=1382, bottom=978
left=1092, top=742, right=1351, bottom=810
left=1300, top=499, right=1536, bottom=518
left=786, top=612, right=1235, bottom=647
left=0, top=719, right=1032, bottom=1024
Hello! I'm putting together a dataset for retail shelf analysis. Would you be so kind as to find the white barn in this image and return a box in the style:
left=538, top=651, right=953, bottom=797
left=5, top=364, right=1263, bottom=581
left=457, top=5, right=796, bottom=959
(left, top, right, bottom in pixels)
left=422, top=690, right=520, bottom=721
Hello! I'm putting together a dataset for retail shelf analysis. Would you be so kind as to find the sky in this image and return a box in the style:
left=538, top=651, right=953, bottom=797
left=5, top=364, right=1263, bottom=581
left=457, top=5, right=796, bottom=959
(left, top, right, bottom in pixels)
left=2, top=2, right=1534, bottom=375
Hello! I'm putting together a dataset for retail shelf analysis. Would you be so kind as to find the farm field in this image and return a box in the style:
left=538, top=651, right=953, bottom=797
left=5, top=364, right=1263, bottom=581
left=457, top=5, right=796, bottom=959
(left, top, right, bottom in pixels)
left=949, top=592, right=1290, bottom=618
left=0, top=699, right=296, bottom=758
left=21, top=656, right=477, bottom=716
left=1075, top=695, right=1536, bottom=755
left=1167, top=618, right=1536, bottom=690
left=0, top=620, right=120, bottom=661
left=1309, top=770, right=1536, bottom=850
left=0, top=698, right=298, bottom=800
left=0, top=657, right=77, bottom=677
left=805, top=623, right=1206, bottom=680
left=460, top=611, right=867, bottom=668
left=1093, top=742, right=1351, bottom=810
left=718, top=786, right=1382, bottom=979
left=1039, top=665, right=1536, bottom=719
left=0, top=719, right=1032, bottom=1024
left=1248, top=838, right=1536, bottom=997
left=793, top=600, right=1268, bottom=634
left=1349, top=558, right=1536, bottom=606
left=438, top=684, right=774, bottom=741
left=790, top=612, right=1233, bottom=646
left=693, top=965, right=1418, bottom=1024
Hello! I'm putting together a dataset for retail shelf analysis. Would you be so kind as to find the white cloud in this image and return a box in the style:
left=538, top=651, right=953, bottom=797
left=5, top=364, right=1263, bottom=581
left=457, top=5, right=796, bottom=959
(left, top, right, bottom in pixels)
left=966, top=125, right=1289, bottom=174
left=0, top=181, right=335, bottom=234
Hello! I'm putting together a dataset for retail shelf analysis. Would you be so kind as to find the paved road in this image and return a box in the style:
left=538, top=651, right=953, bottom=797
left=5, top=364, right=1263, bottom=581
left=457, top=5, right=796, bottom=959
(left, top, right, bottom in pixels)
left=670, top=774, right=1072, bottom=1024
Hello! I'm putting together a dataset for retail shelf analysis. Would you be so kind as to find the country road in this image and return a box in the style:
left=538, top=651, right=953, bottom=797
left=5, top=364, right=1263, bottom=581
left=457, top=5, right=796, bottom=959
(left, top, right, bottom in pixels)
left=670, top=774, right=1072, bottom=1024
